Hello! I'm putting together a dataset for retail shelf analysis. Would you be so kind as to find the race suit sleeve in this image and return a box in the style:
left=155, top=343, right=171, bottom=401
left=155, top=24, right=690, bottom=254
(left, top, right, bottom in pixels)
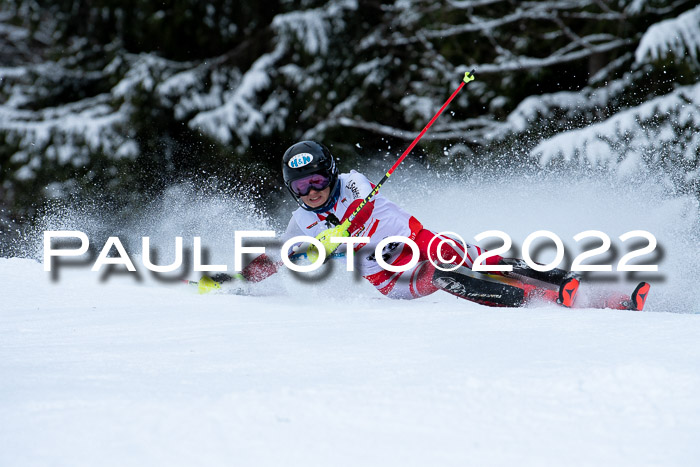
left=240, top=254, right=279, bottom=283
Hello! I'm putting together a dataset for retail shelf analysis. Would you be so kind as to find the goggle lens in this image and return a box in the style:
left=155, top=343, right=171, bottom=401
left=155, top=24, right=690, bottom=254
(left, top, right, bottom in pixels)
left=290, top=174, right=330, bottom=196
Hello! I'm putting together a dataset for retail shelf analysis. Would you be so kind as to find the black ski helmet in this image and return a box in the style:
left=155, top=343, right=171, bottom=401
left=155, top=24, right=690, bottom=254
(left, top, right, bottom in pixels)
left=282, top=141, right=339, bottom=211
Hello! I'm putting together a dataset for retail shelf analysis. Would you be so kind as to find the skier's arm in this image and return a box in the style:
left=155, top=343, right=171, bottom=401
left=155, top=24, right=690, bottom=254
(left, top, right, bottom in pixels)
left=241, top=254, right=280, bottom=283
left=197, top=257, right=278, bottom=294
left=199, top=217, right=303, bottom=291
left=204, top=254, right=281, bottom=286
left=241, top=216, right=306, bottom=282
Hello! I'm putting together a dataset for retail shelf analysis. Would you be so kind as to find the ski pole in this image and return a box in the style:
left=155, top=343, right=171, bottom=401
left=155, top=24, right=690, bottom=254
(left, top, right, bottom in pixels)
left=345, top=70, right=475, bottom=227
left=307, top=70, right=476, bottom=261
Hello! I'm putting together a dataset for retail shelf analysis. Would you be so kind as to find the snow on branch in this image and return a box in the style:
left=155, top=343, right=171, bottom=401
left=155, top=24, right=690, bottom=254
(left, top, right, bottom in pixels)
left=497, top=74, right=634, bottom=130
left=303, top=114, right=496, bottom=143
left=635, top=4, right=700, bottom=67
left=533, top=82, right=700, bottom=176
left=475, top=38, right=633, bottom=74
left=0, top=52, right=188, bottom=183
left=448, top=0, right=506, bottom=8
left=189, top=0, right=356, bottom=147
left=0, top=94, right=136, bottom=181
left=272, top=7, right=330, bottom=55
left=112, top=53, right=187, bottom=98
left=422, top=1, right=617, bottom=40
left=188, top=44, right=285, bottom=146
left=271, top=0, right=356, bottom=55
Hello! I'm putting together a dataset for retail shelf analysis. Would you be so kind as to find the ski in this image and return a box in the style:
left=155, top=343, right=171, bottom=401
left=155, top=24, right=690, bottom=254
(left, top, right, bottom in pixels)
left=432, top=263, right=587, bottom=308
left=432, top=266, right=526, bottom=307
left=557, top=276, right=580, bottom=308
left=624, top=282, right=651, bottom=311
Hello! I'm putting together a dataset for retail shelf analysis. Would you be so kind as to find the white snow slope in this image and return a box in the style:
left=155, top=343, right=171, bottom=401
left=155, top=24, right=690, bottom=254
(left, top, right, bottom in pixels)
left=2, top=171, right=700, bottom=467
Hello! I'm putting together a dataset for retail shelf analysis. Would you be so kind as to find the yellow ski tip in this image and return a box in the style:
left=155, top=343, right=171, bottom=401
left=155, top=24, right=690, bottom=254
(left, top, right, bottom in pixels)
left=463, top=70, right=475, bottom=83
left=198, top=275, right=221, bottom=294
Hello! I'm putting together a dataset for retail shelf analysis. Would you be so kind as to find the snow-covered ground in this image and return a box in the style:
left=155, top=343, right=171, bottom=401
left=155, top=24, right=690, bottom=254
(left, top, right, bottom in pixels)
left=2, top=171, right=699, bottom=466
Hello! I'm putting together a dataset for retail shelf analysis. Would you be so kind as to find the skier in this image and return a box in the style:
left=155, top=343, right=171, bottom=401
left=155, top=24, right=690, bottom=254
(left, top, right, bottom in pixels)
left=201, top=141, right=649, bottom=310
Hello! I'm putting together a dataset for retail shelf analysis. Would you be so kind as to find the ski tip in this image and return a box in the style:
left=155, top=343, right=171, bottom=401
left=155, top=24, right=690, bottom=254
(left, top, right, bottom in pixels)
left=557, top=277, right=580, bottom=308
left=197, top=275, right=222, bottom=294
left=631, top=282, right=651, bottom=311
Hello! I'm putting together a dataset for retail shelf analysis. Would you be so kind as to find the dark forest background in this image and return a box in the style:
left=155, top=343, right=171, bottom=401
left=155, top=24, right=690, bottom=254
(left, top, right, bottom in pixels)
left=1, top=0, right=699, bottom=249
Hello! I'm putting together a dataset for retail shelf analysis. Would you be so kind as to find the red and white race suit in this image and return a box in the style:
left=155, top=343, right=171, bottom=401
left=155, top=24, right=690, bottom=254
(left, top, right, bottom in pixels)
left=243, top=170, right=498, bottom=299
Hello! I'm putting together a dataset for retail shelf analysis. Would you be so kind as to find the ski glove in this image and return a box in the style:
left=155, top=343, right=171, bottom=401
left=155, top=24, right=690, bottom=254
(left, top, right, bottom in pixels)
left=306, top=219, right=351, bottom=263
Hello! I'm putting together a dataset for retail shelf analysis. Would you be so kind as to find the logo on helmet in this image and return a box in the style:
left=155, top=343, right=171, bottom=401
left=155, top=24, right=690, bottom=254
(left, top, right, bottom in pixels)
left=288, top=153, right=314, bottom=168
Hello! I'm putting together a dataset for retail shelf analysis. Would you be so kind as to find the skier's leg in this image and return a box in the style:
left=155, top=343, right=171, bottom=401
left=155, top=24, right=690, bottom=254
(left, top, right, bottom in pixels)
left=362, top=229, right=462, bottom=299
left=431, top=265, right=526, bottom=306
left=416, top=229, right=581, bottom=287
left=493, top=257, right=582, bottom=307
left=430, top=264, right=567, bottom=307
left=416, top=229, right=579, bottom=307
left=411, top=229, right=562, bottom=307
left=364, top=229, right=580, bottom=307
left=364, top=260, right=439, bottom=299
left=367, top=260, right=521, bottom=303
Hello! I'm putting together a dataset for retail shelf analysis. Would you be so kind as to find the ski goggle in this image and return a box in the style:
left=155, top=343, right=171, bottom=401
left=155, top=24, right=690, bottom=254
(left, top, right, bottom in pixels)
left=290, top=173, right=331, bottom=196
